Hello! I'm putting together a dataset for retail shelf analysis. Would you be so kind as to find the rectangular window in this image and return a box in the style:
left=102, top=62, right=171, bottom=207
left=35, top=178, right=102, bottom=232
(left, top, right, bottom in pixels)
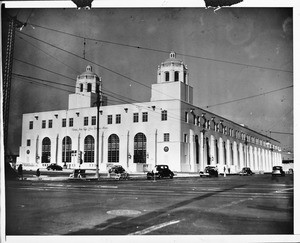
left=133, top=113, right=139, bottom=123
left=27, top=139, right=31, bottom=146
left=69, top=118, right=73, bottom=127
left=185, top=112, right=188, bottom=123
left=164, top=133, right=170, bottom=142
left=142, top=112, right=148, bottom=122
left=116, top=114, right=121, bottom=124
left=62, top=118, right=66, bottom=127
left=84, top=117, right=88, bottom=126
left=29, top=121, right=33, bottom=130
left=91, top=116, right=96, bottom=125
left=107, top=115, right=112, bottom=124
left=184, top=134, right=188, bottom=143
left=48, top=120, right=53, bottom=128
left=42, top=120, right=46, bottom=129
left=161, top=110, right=167, bottom=121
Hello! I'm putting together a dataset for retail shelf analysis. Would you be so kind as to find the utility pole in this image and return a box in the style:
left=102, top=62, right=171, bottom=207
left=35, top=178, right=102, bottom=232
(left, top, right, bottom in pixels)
left=95, top=79, right=102, bottom=179
left=3, top=13, right=23, bottom=160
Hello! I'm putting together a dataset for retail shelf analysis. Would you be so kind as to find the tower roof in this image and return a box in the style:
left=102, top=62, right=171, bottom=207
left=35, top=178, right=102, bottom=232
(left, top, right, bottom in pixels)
left=78, top=65, right=99, bottom=79
left=162, top=51, right=183, bottom=65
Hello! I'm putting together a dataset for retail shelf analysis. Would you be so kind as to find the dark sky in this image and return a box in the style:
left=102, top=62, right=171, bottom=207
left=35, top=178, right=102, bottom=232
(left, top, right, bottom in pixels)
left=3, top=6, right=293, bottom=157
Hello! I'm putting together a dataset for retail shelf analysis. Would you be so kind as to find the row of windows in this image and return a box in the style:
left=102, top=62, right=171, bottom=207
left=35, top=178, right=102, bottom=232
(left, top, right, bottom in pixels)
left=27, top=133, right=170, bottom=150
left=185, top=113, right=279, bottom=150
left=29, top=111, right=169, bottom=129
left=40, top=133, right=152, bottom=164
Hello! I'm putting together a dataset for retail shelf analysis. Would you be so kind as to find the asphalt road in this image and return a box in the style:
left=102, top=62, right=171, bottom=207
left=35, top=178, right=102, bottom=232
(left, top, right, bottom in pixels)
left=5, top=174, right=293, bottom=236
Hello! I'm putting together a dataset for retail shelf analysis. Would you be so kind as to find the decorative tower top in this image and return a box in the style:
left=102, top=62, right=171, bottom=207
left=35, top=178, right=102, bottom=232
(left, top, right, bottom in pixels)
left=76, top=65, right=100, bottom=94
left=157, top=51, right=188, bottom=84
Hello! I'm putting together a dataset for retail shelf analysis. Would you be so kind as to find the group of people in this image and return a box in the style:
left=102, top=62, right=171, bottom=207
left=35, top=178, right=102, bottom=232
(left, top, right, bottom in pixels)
left=17, top=164, right=41, bottom=180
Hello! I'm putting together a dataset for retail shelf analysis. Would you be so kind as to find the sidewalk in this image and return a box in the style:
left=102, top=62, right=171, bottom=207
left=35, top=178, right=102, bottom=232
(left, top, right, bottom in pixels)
left=24, top=171, right=200, bottom=181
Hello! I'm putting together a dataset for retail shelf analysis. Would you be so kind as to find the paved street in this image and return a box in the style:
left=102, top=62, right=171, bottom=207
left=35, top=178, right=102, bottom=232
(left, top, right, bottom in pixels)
left=6, top=174, right=293, bottom=236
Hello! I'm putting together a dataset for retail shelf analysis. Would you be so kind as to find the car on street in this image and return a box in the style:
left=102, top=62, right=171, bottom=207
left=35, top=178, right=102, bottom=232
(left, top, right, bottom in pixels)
left=147, top=165, right=174, bottom=179
left=272, top=166, right=285, bottom=177
left=46, top=163, right=63, bottom=171
left=239, top=167, right=254, bottom=176
left=108, top=165, right=129, bottom=180
left=199, top=166, right=218, bottom=177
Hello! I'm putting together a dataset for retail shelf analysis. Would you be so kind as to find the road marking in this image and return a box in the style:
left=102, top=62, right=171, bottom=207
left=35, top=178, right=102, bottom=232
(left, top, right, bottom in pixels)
left=129, top=220, right=180, bottom=235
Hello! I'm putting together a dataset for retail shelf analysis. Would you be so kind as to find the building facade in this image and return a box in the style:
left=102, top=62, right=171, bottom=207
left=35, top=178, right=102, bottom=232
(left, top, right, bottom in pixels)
left=17, top=52, right=282, bottom=173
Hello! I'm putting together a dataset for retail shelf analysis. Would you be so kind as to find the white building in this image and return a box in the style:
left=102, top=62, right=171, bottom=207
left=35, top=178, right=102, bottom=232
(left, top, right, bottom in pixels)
left=17, top=52, right=282, bottom=173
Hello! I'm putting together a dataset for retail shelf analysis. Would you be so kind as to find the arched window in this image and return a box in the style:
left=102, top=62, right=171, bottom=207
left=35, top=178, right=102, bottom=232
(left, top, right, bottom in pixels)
left=87, top=83, right=92, bottom=92
left=62, top=136, right=72, bottom=163
left=174, top=71, right=179, bottom=81
left=165, top=72, right=170, bottom=82
left=84, top=135, right=95, bottom=163
left=108, top=134, right=119, bottom=163
left=134, top=133, right=147, bottom=163
left=42, top=137, right=51, bottom=163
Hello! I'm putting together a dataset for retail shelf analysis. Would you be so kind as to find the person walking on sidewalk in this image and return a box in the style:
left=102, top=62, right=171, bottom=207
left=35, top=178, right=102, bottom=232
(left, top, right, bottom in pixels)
left=17, top=164, right=23, bottom=180
left=223, top=166, right=227, bottom=177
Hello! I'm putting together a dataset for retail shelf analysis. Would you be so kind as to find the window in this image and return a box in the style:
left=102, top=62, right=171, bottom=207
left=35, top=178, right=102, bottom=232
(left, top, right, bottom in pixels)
left=69, top=118, right=73, bottom=127
left=27, top=139, right=31, bottom=146
left=84, top=117, right=88, bottom=126
left=175, top=71, right=179, bottom=81
left=116, top=114, right=121, bottom=124
left=107, top=115, right=113, bottom=124
left=134, top=133, right=147, bottom=163
left=29, top=121, right=33, bottom=130
left=62, top=136, right=72, bottom=163
left=164, top=133, right=170, bottom=142
left=84, top=135, right=95, bottom=163
left=133, top=113, right=139, bottom=123
left=42, top=120, right=46, bottom=129
left=165, top=72, right=170, bottom=81
left=80, top=83, right=83, bottom=92
left=92, top=116, right=96, bottom=125
left=87, top=83, right=92, bottom=92
left=42, top=137, right=51, bottom=163
left=108, top=134, right=119, bottom=163
left=184, top=134, right=188, bottom=143
left=161, top=110, right=167, bottom=121
left=142, top=112, right=148, bottom=122
left=48, top=120, right=53, bottom=128
left=62, top=118, right=66, bottom=127
left=185, top=112, right=188, bottom=123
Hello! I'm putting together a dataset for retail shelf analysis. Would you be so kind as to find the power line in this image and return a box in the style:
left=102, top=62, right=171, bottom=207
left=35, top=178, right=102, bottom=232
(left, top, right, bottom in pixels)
left=270, top=131, right=293, bottom=135
left=16, top=30, right=181, bottom=102
left=205, top=85, right=293, bottom=109
left=28, top=22, right=293, bottom=74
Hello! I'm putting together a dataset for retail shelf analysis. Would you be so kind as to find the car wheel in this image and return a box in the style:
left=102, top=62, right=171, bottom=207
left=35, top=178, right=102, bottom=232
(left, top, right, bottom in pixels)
left=170, top=174, right=173, bottom=179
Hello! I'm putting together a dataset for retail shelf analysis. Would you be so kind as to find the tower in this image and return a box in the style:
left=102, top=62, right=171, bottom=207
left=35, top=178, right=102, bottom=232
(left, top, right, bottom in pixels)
left=68, top=65, right=107, bottom=109
left=151, top=52, right=193, bottom=104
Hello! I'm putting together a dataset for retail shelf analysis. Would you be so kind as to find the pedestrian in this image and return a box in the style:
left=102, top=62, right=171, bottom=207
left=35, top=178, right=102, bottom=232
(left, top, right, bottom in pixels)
left=17, top=164, right=23, bottom=180
left=224, top=166, right=226, bottom=177
left=228, top=167, right=231, bottom=174
left=36, top=168, right=41, bottom=178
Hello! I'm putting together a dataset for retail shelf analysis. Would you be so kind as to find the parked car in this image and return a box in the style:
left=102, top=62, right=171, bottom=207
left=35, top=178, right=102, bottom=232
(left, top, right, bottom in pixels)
left=272, top=166, right=285, bottom=177
left=108, top=165, right=129, bottom=180
left=46, top=163, right=63, bottom=171
left=147, top=165, right=174, bottom=179
left=239, top=167, right=254, bottom=176
left=199, top=166, right=218, bottom=177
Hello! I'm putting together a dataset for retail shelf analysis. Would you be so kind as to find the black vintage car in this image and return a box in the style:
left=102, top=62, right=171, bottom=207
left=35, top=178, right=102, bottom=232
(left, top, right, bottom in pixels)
left=46, top=163, right=63, bottom=171
left=199, top=166, right=218, bottom=177
left=272, top=166, right=285, bottom=177
left=239, top=167, right=254, bottom=176
left=147, top=165, right=174, bottom=179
